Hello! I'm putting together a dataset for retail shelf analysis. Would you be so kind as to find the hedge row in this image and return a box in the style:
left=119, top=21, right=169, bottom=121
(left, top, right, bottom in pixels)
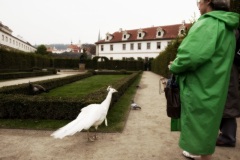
left=0, top=49, right=53, bottom=70
left=0, top=69, right=57, bottom=80
left=0, top=71, right=142, bottom=120
left=0, top=72, right=93, bottom=95
left=54, top=59, right=145, bottom=71
left=1, top=48, right=144, bottom=71
left=87, top=60, right=145, bottom=71
left=151, top=35, right=187, bottom=78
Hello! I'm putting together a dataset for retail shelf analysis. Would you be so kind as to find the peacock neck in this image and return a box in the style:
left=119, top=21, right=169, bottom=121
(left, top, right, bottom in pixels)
left=101, top=91, right=112, bottom=111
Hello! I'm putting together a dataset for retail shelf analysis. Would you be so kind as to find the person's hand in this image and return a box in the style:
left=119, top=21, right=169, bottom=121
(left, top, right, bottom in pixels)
left=168, top=61, right=173, bottom=69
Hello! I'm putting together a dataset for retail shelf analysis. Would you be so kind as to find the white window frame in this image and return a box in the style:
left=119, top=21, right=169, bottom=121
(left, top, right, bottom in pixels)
left=122, top=44, right=126, bottom=50
left=138, top=43, right=141, bottom=50
left=130, top=43, right=134, bottom=50
left=157, top=42, right=161, bottom=49
left=147, top=42, right=151, bottom=49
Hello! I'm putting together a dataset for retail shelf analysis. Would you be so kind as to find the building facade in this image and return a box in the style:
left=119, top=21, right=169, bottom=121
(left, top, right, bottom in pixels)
left=95, top=22, right=190, bottom=60
left=66, top=43, right=81, bottom=53
left=0, top=21, right=36, bottom=52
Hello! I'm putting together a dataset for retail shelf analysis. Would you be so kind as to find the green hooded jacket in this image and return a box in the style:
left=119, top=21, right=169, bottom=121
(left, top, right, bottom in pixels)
left=170, top=11, right=239, bottom=155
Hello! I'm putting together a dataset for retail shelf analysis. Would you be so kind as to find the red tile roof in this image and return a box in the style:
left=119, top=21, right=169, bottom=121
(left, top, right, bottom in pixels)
left=67, top=44, right=80, bottom=52
left=95, top=23, right=191, bottom=44
left=68, top=44, right=79, bottom=49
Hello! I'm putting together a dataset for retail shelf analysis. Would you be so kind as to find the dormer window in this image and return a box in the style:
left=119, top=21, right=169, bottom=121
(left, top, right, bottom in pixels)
left=156, top=27, right=164, bottom=38
left=178, top=28, right=186, bottom=36
left=105, top=32, right=113, bottom=42
left=122, top=30, right=130, bottom=41
left=178, top=21, right=187, bottom=36
left=137, top=29, right=145, bottom=39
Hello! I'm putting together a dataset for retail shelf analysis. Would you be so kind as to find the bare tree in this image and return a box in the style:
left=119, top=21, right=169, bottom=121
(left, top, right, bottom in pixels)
left=81, top=43, right=96, bottom=55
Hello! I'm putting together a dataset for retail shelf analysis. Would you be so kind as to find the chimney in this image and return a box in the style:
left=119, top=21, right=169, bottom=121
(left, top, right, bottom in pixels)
left=182, top=20, right=185, bottom=25
left=119, top=28, right=122, bottom=32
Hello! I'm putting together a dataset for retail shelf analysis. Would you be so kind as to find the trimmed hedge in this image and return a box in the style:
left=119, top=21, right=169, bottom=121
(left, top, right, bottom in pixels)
left=0, top=71, right=142, bottom=120
left=151, top=28, right=191, bottom=77
left=54, top=59, right=145, bottom=71
left=0, top=49, right=53, bottom=70
left=0, top=94, right=88, bottom=119
left=0, top=72, right=93, bottom=95
left=0, top=48, right=144, bottom=71
left=0, top=69, right=57, bottom=80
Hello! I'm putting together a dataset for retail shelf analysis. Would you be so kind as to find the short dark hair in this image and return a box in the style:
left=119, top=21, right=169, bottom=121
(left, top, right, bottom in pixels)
left=209, top=0, right=230, bottom=11
left=229, top=0, right=240, bottom=13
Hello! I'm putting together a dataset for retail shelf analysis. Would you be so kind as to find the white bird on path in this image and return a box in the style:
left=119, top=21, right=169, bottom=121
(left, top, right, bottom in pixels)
left=51, top=86, right=118, bottom=141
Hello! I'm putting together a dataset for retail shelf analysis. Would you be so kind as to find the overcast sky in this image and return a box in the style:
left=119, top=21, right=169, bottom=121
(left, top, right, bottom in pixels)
left=0, top=0, right=200, bottom=45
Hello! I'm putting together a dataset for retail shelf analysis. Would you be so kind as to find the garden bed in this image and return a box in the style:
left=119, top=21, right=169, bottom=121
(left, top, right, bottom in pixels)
left=0, top=71, right=142, bottom=120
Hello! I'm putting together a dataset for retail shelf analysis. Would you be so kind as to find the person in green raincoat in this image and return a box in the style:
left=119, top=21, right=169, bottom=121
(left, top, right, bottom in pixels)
left=169, top=0, right=239, bottom=159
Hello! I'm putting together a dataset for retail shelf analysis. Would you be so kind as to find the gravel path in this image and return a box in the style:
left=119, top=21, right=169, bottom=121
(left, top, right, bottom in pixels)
left=0, top=70, right=85, bottom=88
left=0, top=71, right=239, bottom=160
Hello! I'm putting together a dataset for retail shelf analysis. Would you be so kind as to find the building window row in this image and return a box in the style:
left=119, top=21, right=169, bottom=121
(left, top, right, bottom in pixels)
left=101, top=42, right=161, bottom=52
left=1, top=33, right=34, bottom=51
left=121, top=29, right=163, bottom=41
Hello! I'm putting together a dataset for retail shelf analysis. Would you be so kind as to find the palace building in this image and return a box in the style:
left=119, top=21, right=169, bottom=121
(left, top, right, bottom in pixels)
left=95, top=21, right=190, bottom=60
left=0, top=21, right=36, bottom=52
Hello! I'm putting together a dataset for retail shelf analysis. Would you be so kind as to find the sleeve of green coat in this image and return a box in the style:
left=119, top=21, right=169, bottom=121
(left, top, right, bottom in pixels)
left=170, top=20, right=218, bottom=74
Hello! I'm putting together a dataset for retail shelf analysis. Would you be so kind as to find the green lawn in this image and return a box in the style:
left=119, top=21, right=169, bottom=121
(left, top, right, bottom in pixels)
left=0, top=74, right=142, bottom=132
left=43, top=75, right=128, bottom=98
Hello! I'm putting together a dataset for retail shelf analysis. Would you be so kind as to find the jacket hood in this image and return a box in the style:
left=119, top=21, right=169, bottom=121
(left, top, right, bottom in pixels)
left=200, top=11, right=239, bottom=29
